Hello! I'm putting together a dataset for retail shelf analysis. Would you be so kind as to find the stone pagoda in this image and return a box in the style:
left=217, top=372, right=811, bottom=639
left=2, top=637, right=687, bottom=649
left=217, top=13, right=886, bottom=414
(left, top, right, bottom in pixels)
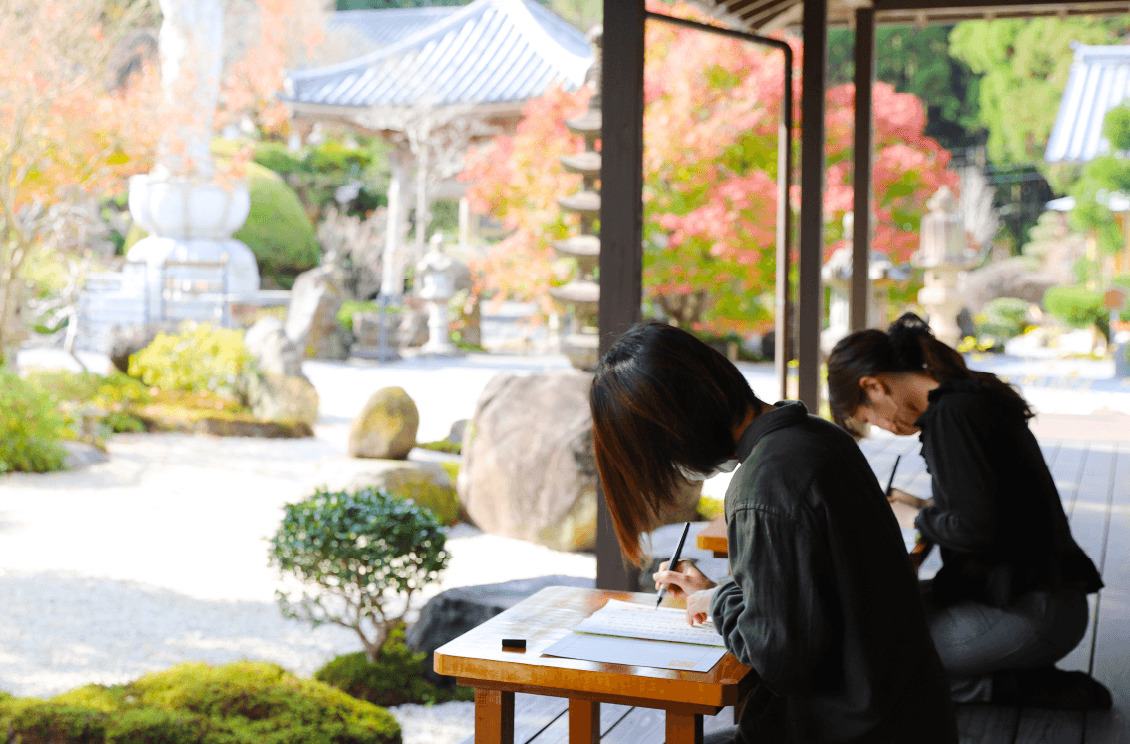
left=549, top=25, right=603, bottom=371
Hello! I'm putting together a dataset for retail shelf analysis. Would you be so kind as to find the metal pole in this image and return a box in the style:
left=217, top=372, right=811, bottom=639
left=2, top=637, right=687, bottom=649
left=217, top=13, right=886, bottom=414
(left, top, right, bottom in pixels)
left=597, top=0, right=647, bottom=591
left=797, top=0, right=828, bottom=411
left=851, top=7, right=876, bottom=332
left=642, top=11, right=793, bottom=401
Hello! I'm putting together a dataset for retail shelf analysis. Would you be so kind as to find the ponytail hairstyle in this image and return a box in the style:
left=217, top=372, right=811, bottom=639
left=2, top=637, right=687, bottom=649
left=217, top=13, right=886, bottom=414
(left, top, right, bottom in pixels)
left=590, top=321, right=764, bottom=566
left=827, top=312, right=1033, bottom=436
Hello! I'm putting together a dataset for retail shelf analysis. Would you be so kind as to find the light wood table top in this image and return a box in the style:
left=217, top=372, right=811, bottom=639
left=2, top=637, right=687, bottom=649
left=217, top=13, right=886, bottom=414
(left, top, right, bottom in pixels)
left=695, top=516, right=728, bottom=557
left=434, top=585, right=755, bottom=744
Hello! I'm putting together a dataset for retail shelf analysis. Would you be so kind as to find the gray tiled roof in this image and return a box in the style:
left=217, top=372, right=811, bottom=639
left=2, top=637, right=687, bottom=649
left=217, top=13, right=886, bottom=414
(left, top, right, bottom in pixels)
left=327, top=7, right=461, bottom=51
left=1046, top=43, right=1130, bottom=164
left=285, top=0, right=592, bottom=110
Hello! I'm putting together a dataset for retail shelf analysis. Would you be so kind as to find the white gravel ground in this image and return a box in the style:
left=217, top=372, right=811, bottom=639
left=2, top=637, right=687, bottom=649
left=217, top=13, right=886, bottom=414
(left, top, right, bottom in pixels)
left=1, top=350, right=594, bottom=744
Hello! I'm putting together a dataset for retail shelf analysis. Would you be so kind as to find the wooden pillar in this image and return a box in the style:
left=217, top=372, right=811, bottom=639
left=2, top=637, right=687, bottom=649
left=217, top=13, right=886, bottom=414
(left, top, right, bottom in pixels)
left=851, top=7, right=876, bottom=332
left=596, top=0, right=645, bottom=591
left=797, top=0, right=828, bottom=410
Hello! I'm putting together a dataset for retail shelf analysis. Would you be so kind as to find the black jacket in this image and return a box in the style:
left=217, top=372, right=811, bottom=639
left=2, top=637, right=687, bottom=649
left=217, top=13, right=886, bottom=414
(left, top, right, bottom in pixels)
left=711, top=402, right=957, bottom=744
left=913, top=378, right=1103, bottom=607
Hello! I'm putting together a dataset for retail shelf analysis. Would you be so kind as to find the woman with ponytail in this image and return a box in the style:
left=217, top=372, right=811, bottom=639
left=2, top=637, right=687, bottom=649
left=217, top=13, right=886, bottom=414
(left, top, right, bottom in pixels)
left=591, top=321, right=957, bottom=744
left=827, top=313, right=1108, bottom=710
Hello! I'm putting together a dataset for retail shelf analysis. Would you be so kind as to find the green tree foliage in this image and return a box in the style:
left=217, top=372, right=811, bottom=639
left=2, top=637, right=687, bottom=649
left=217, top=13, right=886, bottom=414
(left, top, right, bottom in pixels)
left=1069, top=103, right=1130, bottom=268
left=828, top=25, right=982, bottom=152
left=950, top=16, right=1130, bottom=167
left=269, top=488, right=449, bottom=662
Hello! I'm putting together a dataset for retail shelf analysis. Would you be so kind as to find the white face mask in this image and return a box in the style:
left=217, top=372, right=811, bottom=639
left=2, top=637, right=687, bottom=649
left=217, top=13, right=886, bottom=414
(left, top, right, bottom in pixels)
left=677, top=459, right=740, bottom=481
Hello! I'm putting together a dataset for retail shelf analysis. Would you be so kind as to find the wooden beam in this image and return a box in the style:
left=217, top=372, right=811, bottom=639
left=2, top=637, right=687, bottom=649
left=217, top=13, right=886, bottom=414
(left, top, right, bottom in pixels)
left=596, top=0, right=646, bottom=592
left=797, top=0, right=828, bottom=410
left=850, top=6, right=875, bottom=333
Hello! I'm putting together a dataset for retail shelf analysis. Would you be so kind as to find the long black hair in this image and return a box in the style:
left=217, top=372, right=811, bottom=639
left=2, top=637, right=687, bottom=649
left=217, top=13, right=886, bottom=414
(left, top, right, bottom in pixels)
left=590, top=321, right=764, bottom=565
left=827, top=313, right=1033, bottom=436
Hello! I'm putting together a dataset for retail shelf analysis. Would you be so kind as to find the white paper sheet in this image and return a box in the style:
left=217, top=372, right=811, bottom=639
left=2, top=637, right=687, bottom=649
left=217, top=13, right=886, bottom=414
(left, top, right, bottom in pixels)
left=572, top=599, right=726, bottom=646
left=542, top=632, right=728, bottom=672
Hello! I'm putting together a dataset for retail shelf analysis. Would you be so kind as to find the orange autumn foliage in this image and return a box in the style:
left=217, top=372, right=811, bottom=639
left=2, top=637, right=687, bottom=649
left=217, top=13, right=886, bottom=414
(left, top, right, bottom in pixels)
left=464, top=2, right=957, bottom=336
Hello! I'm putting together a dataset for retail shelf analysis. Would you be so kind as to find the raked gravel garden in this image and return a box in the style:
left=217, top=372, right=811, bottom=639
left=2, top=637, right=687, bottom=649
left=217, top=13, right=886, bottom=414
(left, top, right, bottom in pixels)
left=0, top=351, right=602, bottom=744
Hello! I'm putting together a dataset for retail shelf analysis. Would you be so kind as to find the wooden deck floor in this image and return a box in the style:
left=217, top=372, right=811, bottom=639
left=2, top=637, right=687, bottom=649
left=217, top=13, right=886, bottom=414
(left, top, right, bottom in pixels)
left=458, top=436, right=1130, bottom=744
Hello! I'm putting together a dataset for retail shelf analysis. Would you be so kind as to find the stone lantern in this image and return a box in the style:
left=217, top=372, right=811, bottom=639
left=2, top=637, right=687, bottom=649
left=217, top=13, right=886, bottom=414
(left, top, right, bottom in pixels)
left=125, top=0, right=259, bottom=324
left=416, top=233, right=460, bottom=355
left=912, top=187, right=979, bottom=347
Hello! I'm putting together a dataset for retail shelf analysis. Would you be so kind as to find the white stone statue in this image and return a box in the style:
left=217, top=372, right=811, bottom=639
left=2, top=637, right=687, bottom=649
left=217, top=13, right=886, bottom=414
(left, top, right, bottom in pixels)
left=416, top=233, right=459, bottom=354
left=125, top=0, right=259, bottom=326
left=156, top=0, right=224, bottom=180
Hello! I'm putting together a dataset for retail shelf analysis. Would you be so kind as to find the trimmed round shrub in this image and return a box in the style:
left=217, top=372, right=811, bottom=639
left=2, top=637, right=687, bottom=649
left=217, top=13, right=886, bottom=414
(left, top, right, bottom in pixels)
left=976, top=297, right=1030, bottom=344
left=234, top=162, right=321, bottom=290
left=129, top=324, right=254, bottom=397
left=1043, top=285, right=1104, bottom=329
left=270, top=488, right=449, bottom=662
left=0, top=369, right=67, bottom=473
left=314, top=626, right=435, bottom=708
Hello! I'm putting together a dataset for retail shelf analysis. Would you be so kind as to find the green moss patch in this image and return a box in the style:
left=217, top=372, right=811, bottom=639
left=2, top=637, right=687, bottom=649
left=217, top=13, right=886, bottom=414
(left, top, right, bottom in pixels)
left=0, top=661, right=403, bottom=744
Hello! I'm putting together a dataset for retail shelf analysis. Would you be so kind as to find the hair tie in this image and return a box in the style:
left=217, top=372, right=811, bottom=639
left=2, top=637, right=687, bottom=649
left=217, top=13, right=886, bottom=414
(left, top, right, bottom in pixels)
left=886, top=313, right=931, bottom=371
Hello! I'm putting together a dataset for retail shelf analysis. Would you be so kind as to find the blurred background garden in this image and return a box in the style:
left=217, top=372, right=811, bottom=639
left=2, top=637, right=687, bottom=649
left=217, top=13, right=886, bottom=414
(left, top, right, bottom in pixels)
left=5, top=0, right=1130, bottom=742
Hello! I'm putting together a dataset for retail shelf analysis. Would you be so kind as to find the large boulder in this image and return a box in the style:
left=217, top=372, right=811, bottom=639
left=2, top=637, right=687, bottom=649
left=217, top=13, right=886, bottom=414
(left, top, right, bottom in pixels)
left=351, top=308, right=428, bottom=353
left=245, top=373, right=319, bottom=427
left=349, top=386, right=419, bottom=460
left=406, top=575, right=594, bottom=687
left=285, top=265, right=348, bottom=360
left=244, top=316, right=303, bottom=378
left=960, top=257, right=1059, bottom=315
left=309, top=457, right=458, bottom=524
left=458, top=371, right=700, bottom=552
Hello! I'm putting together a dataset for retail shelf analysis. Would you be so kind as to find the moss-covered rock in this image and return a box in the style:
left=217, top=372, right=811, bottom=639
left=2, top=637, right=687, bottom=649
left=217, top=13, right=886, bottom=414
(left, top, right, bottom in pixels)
left=6, top=663, right=401, bottom=744
left=348, top=387, right=419, bottom=460
left=0, top=698, right=108, bottom=744
left=136, top=403, right=313, bottom=438
left=309, top=459, right=459, bottom=525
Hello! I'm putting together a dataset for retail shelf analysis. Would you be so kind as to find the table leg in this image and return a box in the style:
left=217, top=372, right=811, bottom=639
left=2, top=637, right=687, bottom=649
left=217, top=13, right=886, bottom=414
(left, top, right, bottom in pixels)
left=475, top=688, right=515, bottom=744
left=666, top=711, right=703, bottom=744
left=568, top=699, right=600, bottom=744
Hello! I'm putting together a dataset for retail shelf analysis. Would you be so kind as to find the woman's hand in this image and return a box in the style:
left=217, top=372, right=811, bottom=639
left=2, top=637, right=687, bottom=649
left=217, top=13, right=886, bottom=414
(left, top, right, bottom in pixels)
left=888, top=488, right=932, bottom=510
left=653, top=559, right=716, bottom=600
left=686, top=588, right=717, bottom=627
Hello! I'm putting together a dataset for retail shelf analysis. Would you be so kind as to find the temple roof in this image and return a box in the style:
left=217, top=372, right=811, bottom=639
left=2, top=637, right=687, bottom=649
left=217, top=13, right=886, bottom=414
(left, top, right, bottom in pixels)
left=326, top=7, right=461, bottom=53
left=284, top=0, right=592, bottom=113
left=1046, top=43, right=1130, bottom=165
left=685, top=1, right=1130, bottom=33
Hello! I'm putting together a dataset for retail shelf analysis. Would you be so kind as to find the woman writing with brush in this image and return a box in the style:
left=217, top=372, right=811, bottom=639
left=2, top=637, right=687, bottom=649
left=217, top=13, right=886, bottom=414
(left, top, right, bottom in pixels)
left=826, top=313, right=1109, bottom=710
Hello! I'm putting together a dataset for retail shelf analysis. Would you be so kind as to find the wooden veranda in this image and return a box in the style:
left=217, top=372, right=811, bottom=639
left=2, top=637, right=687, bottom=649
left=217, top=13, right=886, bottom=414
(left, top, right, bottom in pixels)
left=594, top=2, right=1130, bottom=734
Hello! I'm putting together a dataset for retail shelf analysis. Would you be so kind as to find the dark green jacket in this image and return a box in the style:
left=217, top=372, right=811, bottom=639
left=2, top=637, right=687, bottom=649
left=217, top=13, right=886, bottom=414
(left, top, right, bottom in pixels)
left=710, top=402, right=957, bottom=743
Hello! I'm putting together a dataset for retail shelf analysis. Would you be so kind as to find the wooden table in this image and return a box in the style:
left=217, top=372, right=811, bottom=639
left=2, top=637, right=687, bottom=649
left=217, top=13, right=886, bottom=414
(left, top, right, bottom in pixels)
left=695, top=515, right=728, bottom=557
left=433, top=585, right=755, bottom=744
